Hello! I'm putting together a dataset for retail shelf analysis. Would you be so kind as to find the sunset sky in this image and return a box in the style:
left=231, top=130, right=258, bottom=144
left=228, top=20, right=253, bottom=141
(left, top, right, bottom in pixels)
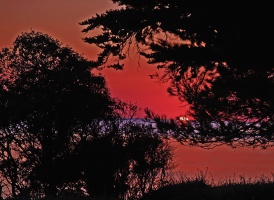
left=0, top=0, right=183, bottom=119
left=0, top=0, right=273, bottom=181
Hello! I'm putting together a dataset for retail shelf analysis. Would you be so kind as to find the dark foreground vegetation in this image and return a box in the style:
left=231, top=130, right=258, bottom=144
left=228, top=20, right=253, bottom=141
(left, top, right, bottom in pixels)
left=1, top=0, right=274, bottom=199
left=0, top=31, right=175, bottom=200
left=7, top=172, right=274, bottom=200
left=141, top=181, right=274, bottom=200
left=142, top=172, right=274, bottom=200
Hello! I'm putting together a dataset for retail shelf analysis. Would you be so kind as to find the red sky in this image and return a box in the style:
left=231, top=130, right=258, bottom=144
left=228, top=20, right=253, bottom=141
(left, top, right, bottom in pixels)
left=0, top=0, right=273, bottom=181
left=0, top=0, right=182, bottom=118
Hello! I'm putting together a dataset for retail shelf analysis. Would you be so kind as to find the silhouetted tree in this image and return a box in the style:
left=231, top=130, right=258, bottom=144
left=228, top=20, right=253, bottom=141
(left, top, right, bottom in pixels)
left=80, top=0, right=274, bottom=148
left=0, top=31, right=175, bottom=200
left=0, top=30, right=116, bottom=198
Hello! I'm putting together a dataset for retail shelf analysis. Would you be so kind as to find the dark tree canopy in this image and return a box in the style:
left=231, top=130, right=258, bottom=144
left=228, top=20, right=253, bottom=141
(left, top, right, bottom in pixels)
left=0, top=31, right=115, bottom=128
left=0, top=30, right=116, bottom=197
left=80, top=0, right=274, bottom=148
left=0, top=31, right=174, bottom=199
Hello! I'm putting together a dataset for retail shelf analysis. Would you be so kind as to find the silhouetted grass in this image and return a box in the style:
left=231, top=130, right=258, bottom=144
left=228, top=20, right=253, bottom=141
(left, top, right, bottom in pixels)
left=7, top=171, right=274, bottom=200
left=141, top=182, right=274, bottom=200
left=141, top=171, right=274, bottom=200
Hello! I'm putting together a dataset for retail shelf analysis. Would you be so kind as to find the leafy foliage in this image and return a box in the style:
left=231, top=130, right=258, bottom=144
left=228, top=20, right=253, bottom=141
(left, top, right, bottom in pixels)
left=0, top=31, right=174, bottom=200
left=73, top=119, right=174, bottom=200
left=80, top=0, right=274, bottom=148
left=0, top=30, right=116, bottom=198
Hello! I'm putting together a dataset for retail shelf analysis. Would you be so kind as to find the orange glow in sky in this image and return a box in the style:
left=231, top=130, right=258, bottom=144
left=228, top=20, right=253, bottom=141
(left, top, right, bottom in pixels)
left=0, top=0, right=182, bottom=118
left=0, top=0, right=273, bottom=181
